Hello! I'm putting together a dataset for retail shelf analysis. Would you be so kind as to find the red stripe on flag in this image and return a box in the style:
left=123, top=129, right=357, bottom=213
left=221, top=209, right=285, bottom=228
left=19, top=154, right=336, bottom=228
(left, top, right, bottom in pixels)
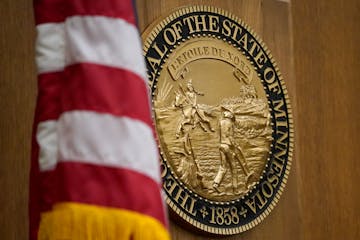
left=62, top=63, right=153, bottom=128
left=37, top=72, right=63, bottom=122
left=34, top=0, right=136, bottom=25
left=37, top=63, right=153, bottom=128
left=52, top=162, right=167, bottom=227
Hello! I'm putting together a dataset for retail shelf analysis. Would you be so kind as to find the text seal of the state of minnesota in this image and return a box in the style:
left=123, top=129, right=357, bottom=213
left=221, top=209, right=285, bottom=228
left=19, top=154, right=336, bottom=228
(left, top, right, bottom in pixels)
left=142, top=6, right=294, bottom=235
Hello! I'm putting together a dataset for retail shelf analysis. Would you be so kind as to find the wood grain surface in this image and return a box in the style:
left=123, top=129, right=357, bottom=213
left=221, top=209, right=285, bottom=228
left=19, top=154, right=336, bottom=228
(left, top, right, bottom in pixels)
left=0, top=1, right=36, bottom=240
left=292, top=1, right=360, bottom=239
left=0, top=0, right=359, bottom=239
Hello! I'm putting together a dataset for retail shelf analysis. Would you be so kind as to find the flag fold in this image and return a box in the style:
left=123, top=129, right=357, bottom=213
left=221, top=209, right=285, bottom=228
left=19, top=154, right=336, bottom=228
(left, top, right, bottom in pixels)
left=30, top=0, right=169, bottom=239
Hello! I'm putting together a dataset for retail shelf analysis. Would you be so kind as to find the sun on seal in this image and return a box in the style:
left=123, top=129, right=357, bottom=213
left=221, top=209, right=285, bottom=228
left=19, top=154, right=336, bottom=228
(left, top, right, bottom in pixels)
left=142, top=5, right=294, bottom=235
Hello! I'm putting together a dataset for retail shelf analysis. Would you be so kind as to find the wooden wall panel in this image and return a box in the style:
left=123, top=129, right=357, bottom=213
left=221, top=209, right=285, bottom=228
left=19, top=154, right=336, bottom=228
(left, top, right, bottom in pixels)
left=292, top=1, right=360, bottom=239
left=0, top=0, right=36, bottom=239
left=0, top=0, right=358, bottom=240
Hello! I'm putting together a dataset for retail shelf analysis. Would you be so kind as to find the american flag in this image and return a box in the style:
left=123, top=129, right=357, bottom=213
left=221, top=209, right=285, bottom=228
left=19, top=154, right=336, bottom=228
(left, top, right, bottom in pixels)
left=30, top=0, right=169, bottom=239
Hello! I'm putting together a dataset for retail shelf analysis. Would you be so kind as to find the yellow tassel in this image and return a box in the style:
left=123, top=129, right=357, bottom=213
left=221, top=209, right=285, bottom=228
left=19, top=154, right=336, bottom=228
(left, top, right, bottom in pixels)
left=38, top=203, right=170, bottom=240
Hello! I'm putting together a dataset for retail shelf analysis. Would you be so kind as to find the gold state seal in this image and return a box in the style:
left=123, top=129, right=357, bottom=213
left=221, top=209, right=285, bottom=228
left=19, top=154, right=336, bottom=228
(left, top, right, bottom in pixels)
left=142, top=6, right=294, bottom=235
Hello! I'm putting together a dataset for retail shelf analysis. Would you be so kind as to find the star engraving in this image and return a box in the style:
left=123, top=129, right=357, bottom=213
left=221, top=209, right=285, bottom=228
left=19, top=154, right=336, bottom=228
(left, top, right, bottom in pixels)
left=200, top=206, right=209, bottom=219
left=239, top=207, right=247, bottom=218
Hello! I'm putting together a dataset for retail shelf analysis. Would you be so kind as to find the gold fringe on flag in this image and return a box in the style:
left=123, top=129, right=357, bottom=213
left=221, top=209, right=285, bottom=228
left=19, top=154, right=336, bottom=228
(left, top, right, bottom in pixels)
left=38, top=203, right=170, bottom=240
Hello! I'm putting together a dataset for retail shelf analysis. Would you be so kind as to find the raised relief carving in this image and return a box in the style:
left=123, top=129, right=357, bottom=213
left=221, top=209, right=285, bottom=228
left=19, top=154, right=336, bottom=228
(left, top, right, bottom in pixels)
left=143, top=6, right=293, bottom=234
left=154, top=38, right=271, bottom=202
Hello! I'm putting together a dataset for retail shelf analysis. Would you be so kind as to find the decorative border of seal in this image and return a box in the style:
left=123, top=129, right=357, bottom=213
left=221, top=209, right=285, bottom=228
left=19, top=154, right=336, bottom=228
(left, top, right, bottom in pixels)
left=142, top=5, right=294, bottom=235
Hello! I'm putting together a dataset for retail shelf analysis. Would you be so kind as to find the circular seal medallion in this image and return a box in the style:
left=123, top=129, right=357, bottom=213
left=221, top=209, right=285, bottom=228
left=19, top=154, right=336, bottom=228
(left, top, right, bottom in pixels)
left=142, top=6, right=294, bottom=235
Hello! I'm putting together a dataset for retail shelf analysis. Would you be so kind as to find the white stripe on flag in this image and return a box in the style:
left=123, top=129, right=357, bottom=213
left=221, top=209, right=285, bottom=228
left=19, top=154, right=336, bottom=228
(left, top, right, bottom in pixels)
left=36, top=23, right=65, bottom=74
left=58, top=111, right=161, bottom=183
left=37, top=120, right=58, bottom=171
left=36, top=16, right=147, bottom=82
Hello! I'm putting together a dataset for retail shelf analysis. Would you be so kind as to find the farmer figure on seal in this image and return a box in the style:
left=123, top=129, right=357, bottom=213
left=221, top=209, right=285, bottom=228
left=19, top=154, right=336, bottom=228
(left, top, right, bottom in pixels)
left=213, top=106, right=254, bottom=193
